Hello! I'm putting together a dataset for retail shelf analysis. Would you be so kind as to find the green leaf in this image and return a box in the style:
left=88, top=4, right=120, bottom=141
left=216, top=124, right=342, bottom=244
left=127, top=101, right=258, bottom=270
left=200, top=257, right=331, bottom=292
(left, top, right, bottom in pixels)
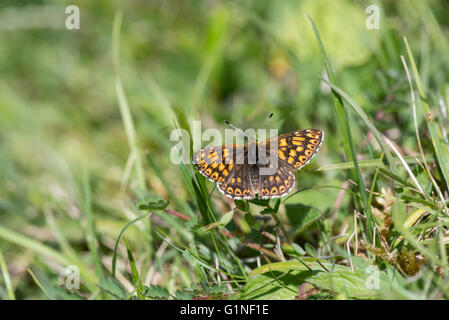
left=259, top=207, right=275, bottom=215
left=292, top=243, right=306, bottom=256
left=304, top=243, right=318, bottom=257
left=97, top=277, right=128, bottom=300
left=306, top=270, right=378, bottom=299
left=138, top=194, right=169, bottom=211
left=248, top=198, right=270, bottom=207
left=175, top=289, right=192, bottom=300
left=219, top=210, right=234, bottom=227
left=208, top=283, right=229, bottom=297
left=240, top=269, right=312, bottom=300
left=141, top=285, right=170, bottom=299
left=285, top=204, right=323, bottom=234
left=241, top=261, right=335, bottom=300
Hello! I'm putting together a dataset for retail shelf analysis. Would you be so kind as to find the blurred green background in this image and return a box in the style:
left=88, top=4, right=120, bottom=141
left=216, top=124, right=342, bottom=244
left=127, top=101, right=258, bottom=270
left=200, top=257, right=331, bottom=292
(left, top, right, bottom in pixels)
left=1, top=0, right=448, bottom=299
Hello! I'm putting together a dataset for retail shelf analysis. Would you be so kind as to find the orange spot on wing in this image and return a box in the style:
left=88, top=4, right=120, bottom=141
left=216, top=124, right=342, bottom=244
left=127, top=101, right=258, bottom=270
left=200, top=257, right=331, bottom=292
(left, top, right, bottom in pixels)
left=279, top=138, right=287, bottom=147
left=278, top=150, right=286, bottom=160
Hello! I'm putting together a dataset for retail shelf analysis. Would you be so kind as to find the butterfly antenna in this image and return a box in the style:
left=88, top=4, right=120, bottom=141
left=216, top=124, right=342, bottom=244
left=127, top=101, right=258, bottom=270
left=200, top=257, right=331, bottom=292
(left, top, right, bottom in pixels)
left=224, top=120, right=250, bottom=139
left=261, top=112, right=274, bottom=127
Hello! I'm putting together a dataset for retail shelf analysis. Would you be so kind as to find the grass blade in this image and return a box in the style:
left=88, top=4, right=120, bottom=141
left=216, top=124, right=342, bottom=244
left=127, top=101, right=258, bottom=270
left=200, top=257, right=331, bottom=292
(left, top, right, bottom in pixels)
left=308, top=15, right=375, bottom=239
left=112, top=11, right=146, bottom=194
left=404, top=36, right=449, bottom=190
left=0, top=247, right=15, bottom=300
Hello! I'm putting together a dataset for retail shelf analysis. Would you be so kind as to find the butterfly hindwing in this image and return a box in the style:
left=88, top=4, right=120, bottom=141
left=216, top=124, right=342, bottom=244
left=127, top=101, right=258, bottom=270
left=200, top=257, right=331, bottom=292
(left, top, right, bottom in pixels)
left=218, top=163, right=255, bottom=199
left=258, top=163, right=295, bottom=199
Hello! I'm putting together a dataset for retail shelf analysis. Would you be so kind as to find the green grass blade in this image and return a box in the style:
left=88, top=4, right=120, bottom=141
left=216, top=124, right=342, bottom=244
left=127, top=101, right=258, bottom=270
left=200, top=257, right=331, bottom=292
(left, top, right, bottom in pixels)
left=0, top=247, right=15, bottom=300
left=27, top=269, right=55, bottom=300
left=124, top=237, right=143, bottom=299
left=0, top=225, right=97, bottom=292
left=319, top=78, right=397, bottom=172
left=81, top=168, right=104, bottom=280
left=404, top=36, right=449, bottom=190
left=112, top=11, right=146, bottom=194
left=308, top=15, right=374, bottom=239
left=112, top=212, right=150, bottom=277
left=313, top=155, right=434, bottom=172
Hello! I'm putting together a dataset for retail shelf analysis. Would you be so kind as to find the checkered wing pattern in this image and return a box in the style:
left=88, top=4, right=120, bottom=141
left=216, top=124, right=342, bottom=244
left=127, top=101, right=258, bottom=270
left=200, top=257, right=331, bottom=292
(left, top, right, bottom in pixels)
left=193, top=129, right=324, bottom=200
left=262, top=129, right=324, bottom=170
left=257, top=163, right=295, bottom=199
left=193, top=145, right=243, bottom=184
left=218, top=162, right=256, bottom=199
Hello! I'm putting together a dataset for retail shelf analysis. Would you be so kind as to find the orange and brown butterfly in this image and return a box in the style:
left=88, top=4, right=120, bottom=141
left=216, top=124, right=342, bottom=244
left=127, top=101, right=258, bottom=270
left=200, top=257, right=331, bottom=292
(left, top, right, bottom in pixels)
left=192, top=129, right=324, bottom=200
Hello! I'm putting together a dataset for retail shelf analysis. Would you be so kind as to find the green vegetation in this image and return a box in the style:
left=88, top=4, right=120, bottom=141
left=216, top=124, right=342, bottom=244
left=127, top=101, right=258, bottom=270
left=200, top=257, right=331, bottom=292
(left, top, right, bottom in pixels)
left=1, top=0, right=449, bottom=300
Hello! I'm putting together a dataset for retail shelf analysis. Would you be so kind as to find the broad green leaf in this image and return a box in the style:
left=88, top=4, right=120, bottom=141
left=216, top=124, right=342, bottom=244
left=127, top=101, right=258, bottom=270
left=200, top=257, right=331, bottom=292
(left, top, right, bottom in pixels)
left=219, top=210, right=234, bottom=227
left=304, top=243, right=318, bottom=257
left=97, top=277, right=128, bottom=300
left=242, top=261, right=346, bottom=300
left=240, top=269, right=314, bottom=300
left=306, top=270, right=379, bottom=299
left=141, top=285, right=170, bottom=299
left=292, top=243, right=306, bottom=256
left=285, top=204, right=323, bottom=234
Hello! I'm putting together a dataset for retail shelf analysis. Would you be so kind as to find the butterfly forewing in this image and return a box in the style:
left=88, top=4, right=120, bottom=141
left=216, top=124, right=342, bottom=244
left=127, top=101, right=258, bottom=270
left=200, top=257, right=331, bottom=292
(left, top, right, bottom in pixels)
left=263, top=129, right=324, bottom=170
left=193, top=145, right=244, bottom=184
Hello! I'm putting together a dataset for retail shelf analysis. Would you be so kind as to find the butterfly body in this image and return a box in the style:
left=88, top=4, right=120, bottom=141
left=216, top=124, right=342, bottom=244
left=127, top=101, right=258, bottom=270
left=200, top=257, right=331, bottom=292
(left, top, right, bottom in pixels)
left=193, top=129, right=323, bottom=200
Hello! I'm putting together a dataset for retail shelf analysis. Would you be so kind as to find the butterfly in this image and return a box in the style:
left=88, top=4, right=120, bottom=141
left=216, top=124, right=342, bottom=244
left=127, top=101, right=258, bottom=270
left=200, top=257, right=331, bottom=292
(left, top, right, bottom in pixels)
left=193, top=129, right=324, bottom=200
